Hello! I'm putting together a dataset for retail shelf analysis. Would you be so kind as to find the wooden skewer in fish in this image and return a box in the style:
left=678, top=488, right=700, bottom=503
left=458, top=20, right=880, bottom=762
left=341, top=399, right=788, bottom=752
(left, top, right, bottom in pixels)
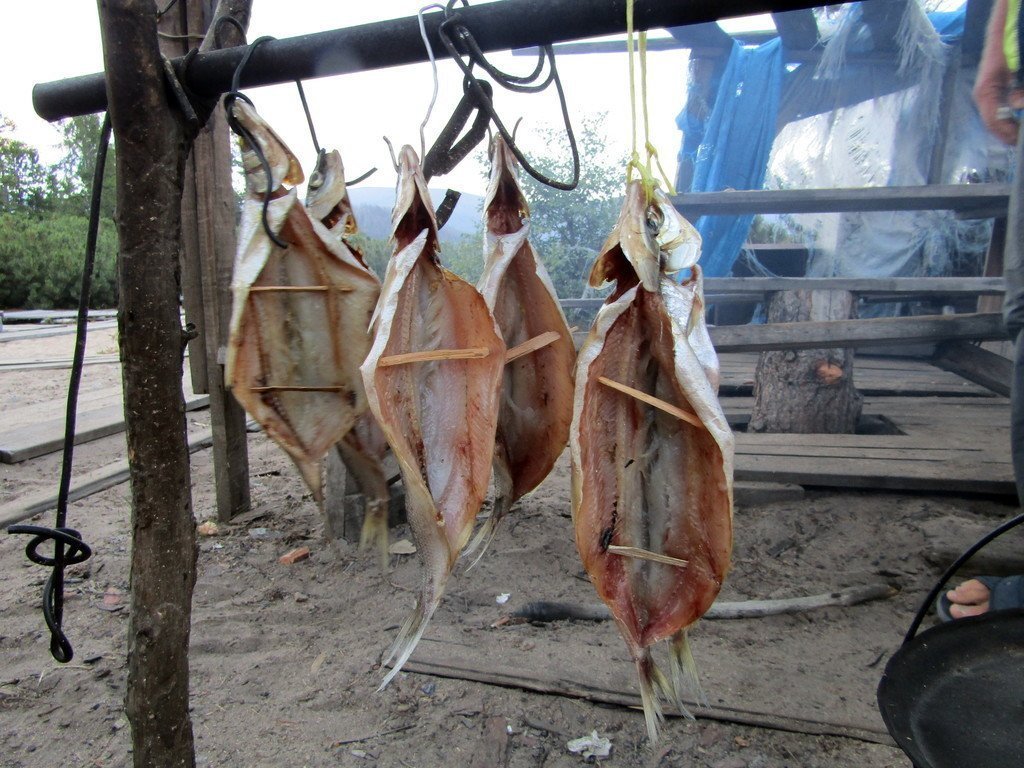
left=304, top=149, right=392, bottom=567
left=225, top=102, right=381, bottom=501
left=467, top=134, right=576, bottom=560
left=360, top=146, right=505, bottom=687
left=571, top=180, right=734, bottom=742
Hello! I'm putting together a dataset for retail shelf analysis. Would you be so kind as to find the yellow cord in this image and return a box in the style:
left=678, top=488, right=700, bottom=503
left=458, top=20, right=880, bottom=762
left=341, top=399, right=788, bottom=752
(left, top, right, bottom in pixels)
left=625, top=0, right=676, bottom=199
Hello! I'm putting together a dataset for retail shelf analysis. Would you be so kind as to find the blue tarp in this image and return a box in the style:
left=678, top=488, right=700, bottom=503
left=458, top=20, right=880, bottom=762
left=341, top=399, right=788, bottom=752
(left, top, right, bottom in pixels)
left=681, top=38, right=783, bottom=277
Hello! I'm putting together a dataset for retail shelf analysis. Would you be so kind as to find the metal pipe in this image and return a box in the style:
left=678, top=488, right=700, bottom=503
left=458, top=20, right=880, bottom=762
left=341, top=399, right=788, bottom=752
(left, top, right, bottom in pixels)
left=34, top=0, right=822, bottom=122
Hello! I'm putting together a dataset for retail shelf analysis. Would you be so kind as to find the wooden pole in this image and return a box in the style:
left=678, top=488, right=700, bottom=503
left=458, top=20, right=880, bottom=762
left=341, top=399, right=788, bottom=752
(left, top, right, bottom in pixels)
left=183, top=0, right=252, bottom=523
left=98, top=1, right=197, bottom=764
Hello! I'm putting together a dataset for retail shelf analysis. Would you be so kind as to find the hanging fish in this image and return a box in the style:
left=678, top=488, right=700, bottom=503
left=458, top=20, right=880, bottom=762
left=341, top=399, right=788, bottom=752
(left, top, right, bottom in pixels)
left=304, top=149, right=392, bottom=565
left=468, top=134, right=576, bottom=558
left=360, top=146, right=505, bottom=687
left=570, top=180, right=734, bottom=741
left=225, top=102, right=380, bottom=500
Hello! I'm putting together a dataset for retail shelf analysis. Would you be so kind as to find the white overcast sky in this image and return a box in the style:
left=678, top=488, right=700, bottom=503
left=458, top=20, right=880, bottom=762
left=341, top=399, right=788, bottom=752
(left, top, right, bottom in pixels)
left=2, top=2, right=773, bottom=193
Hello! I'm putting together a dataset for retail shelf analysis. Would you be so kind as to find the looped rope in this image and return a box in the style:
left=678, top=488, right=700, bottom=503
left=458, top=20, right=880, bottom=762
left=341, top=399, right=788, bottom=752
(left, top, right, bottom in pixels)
left=6, top=113, right=110, bottom=664
left=7, top=526, right=92, bottom=662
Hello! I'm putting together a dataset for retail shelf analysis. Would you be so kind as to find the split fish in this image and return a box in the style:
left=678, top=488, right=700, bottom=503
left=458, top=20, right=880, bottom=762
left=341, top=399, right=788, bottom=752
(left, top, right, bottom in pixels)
left=468, top=135, right=576, bottom=557
left=304, top=150, right=391, bottom=566
left=570, top=180, right=734, bottom=741
left=360, top=146, right=505, bottom=687
left=225, top=102, right=380, bottom=500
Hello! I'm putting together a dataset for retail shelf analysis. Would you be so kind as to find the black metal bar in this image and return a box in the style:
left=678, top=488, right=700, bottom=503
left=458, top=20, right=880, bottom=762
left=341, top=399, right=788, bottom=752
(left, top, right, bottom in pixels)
left=34, top=0, right=824, bottom=122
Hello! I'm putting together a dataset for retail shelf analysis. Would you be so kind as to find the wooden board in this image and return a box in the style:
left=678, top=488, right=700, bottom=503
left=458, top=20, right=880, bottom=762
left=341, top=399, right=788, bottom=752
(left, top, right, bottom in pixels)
left=709, top=312, right=1006, bottom=352
left=0, top=394, right=210, bottom=464
left=719, top=353, right=996, bottom=397
left=720, top=393, right=1016, bottom=496
left=0, top=425, right=223, bottom=528
left=932, top=340, right=1013, bottom=397
left=672, top=183, right=1009, bottom=218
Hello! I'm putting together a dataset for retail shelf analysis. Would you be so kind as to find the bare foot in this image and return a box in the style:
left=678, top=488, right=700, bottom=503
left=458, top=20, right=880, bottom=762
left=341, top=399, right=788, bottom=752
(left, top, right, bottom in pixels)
left=946, top=579, right=992, bottom=619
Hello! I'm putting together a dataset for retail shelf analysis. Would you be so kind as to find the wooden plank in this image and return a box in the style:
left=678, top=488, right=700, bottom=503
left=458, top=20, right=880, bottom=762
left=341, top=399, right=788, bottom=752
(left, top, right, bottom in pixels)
left=735, top=453, right=1014, bottom=496
left=0, top=320, right=119, bottom=343
left=672, top=183, right=1009, bottom=218
left=399, top=658, right=894, bottom=747
left=933, top=340, right=1013, bottom=397
left=705, top=276, right=1004, bottom=295
left=0, top=395, right=210, bottom=463
left=978, top=217, right=1007, bottom=313
left=708, top=312, right=1006, bottom=352
left=0, top=424, right=225, bottom=539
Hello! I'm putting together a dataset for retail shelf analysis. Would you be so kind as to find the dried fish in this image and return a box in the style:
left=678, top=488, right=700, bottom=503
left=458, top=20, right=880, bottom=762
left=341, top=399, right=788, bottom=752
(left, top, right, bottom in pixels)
left=468, top=135, right=575, bottom=557
left=570, top=180, right=734, bottom=741
left=225, top=102, right=380, bottom=500
left=360, top=146, right=505, bottom=687
left=304, top=150, right=392, bottom=565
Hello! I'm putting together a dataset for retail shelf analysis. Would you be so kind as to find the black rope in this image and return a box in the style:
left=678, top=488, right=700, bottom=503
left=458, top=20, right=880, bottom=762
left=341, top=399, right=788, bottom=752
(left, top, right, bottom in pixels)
left=222, top=37, right=288, bottom=248
left=295, top=80, right=321, bottom=157
left=434, top=6, right=579, bottom=191
left=6, top=114, right=109, bottom=663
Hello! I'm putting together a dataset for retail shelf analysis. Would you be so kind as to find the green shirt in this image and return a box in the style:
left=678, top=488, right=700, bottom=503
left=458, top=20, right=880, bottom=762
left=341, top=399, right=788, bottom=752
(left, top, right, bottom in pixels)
left=1006, top=0, right=1021, bottom=72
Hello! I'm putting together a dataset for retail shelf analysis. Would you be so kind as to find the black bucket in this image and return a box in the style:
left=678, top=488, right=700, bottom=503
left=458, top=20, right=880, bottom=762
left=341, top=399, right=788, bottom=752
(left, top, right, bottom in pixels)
left=877, top=512, right=1024, bottom=768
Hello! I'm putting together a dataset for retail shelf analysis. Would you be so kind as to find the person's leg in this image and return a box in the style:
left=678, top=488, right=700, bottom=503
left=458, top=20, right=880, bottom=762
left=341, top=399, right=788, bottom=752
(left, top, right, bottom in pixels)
left=945, top=124, right=1024, bottom=620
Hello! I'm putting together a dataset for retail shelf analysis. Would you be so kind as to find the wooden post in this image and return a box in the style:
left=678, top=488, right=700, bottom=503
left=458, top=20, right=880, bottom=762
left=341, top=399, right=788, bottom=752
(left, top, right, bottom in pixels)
left=99, top=1, right=197, bottom=764
left=979, top=217, right=1007, bottom=315
left=749, top=290, right=863, bottom=433
left=179, top=0, right=252, bottom=522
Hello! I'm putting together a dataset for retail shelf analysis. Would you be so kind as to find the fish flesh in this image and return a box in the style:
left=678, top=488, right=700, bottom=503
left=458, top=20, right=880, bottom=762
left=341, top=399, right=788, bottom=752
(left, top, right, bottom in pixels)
left=360, top=146, right=505, bottom=687
left=469, top=135, right=576, bottom=557
left=225, top=102, right=380, bottom=500
left=570, top=180, right=734, bottom=741
left=304, top=150, right=392, bottom=565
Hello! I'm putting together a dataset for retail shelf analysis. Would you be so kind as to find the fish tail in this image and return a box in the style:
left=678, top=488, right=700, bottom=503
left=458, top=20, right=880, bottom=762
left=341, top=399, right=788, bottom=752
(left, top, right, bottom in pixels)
left=378, top=581, right=444, bottom=691
left=636, top=650, right=673, bottom=742
left=462, top=463, right=513, bottom=569
left=359, top=499, right=390, bottom=571
left=669, top=629, right=707, bottom=711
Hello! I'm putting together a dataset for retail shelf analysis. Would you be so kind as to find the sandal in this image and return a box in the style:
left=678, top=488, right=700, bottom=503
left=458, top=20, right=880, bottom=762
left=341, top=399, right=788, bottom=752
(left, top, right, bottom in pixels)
left=936, top=575, right=1024, bottom=622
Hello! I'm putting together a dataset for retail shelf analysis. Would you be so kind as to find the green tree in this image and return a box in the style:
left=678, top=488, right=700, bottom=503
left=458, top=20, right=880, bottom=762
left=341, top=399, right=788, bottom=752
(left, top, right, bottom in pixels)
left=53, top=114, right=116, bottom=218
left=0, top=115, right=58, bottom=213
left=510, top=114, right=625, bottom=303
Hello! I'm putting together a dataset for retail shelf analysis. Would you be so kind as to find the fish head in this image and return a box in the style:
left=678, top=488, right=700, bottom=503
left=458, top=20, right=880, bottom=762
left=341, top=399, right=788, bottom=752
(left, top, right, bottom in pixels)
left=305, top=149, right=358, bottom=235
left=391, top=145, right=439, bottom=259
left=588, top=180, right=660, bottom=293
left=231, top=99, right=303, bottom=197
left=652, top=188, right=701, bottom=275
left=588, top=182, right=702, bottom=292
left=484, top=134, right=529, bottom=236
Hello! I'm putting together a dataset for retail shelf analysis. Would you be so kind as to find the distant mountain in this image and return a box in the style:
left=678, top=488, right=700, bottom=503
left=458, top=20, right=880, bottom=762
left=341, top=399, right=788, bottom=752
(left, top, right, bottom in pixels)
left=348, top=187, right=483, bottom=243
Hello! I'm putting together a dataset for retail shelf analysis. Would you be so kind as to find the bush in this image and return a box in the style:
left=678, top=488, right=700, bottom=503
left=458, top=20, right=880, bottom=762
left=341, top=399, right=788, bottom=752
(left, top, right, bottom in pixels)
left=0, top=211, right=119, bottom=309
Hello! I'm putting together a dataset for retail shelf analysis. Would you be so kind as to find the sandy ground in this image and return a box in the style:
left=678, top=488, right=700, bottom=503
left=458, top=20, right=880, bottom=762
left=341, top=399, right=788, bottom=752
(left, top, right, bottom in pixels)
left=1, top=324, right=1017, bottom=767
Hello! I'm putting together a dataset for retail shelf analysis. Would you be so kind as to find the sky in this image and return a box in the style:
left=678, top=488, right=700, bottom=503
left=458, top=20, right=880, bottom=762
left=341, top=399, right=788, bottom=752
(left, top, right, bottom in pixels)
left=0, top=1, right=770, bottom=195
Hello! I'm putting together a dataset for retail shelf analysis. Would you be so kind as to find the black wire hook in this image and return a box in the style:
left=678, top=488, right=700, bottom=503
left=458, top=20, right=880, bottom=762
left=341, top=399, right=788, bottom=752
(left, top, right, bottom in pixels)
left=6, top=113, right=110, bottom=663
left=223, top=36, right=289, bottom=248
left=436, top=13, right=579, bottom=191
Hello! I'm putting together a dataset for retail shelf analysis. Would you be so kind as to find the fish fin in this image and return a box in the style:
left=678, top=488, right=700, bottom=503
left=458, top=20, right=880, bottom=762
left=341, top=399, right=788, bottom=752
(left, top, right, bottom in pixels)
left=359, top=499, right=390, bottom=572
left=670, top=629, right=708, bottom=710
left=462, top=495, right=512, bottom=571
left=636, top=651, right=669, bottom=742
left=378, top=590, right=442, bottom=691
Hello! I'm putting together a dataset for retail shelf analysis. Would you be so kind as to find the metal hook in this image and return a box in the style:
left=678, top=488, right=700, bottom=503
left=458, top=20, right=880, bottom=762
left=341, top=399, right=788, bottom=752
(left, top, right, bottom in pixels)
left=382, top=136, right=400, bottom=172
left=417, top=3, right=446, bottom=161
left=223, top=37, right=288, bottom=249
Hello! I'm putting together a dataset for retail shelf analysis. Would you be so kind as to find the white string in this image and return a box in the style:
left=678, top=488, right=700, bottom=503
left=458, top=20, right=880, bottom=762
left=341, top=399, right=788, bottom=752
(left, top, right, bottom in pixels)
left=417, top=4, right=446, bottom=160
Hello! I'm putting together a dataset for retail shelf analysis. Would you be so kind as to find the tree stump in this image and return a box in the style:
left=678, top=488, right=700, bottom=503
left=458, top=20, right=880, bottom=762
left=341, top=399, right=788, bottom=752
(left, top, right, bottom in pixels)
left=749, top=290, right=863, bottom=434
